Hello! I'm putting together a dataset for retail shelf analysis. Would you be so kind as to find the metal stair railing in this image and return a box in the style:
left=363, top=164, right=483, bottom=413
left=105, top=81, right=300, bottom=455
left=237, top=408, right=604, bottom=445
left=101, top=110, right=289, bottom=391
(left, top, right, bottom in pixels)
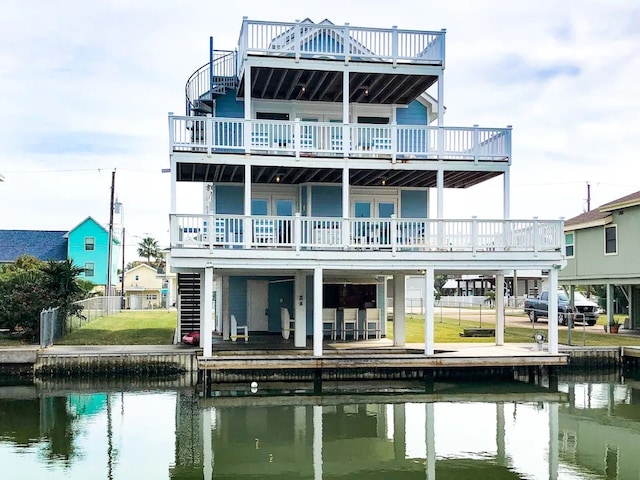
left=185, top=49, right=238, bottom=115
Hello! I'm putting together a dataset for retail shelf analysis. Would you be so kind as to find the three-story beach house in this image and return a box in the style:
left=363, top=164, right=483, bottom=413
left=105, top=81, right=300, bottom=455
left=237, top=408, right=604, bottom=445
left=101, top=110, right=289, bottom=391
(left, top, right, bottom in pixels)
left=168, top=18, right=565, bottom=357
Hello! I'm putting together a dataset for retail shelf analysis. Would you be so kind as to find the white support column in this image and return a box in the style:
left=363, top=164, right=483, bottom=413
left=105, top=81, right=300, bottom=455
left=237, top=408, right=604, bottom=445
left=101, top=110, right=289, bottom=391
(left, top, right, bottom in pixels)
left=342, top=70, right=349, bottom=157
left=313, top=267, right=323, bottom=356
left=548, top=268, right=559, bottom=354
left=606, top=283, right=615, bottom=333
left=203, top=266, right=214, bottom=357
left=222, top=276, right=230, bottom=340
left=436, top=169, right=444, bottom=219
left=437, top=73, right=444, bottom=127
left=313, top=405, right=323, bottom=480
left=294, top=271, right=307, bottom=348
left=424, top=268, right=435, bottom=355
left=244, top=164, right=252, bottom=249
left=393, top=274, right=406, bottom=347
left=342, top=167, right=350, bottom=248
left=243, top=65, right=252, bottom=153
left=170, top=155, right=177, bottom=213
left=503, top=169, right=510, bottom=219
left=496, top=274, right=505, bottom=346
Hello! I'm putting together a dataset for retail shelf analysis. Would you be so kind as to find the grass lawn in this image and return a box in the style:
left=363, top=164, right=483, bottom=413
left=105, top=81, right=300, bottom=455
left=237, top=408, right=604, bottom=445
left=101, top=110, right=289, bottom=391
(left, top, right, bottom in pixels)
left=57, top=310, right=177, bottom=345
left=388, top=314, right=640, bottom=347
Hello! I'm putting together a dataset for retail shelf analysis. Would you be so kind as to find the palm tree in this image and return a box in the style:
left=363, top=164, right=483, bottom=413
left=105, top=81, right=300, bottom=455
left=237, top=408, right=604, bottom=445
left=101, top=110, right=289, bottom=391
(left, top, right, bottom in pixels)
left=137, top=237, right=160, bottom=265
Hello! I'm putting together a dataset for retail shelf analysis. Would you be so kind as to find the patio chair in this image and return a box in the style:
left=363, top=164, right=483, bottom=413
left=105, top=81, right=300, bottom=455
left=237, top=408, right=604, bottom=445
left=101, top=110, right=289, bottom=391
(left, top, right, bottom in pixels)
left=363, top=308, right=382, bottom=339
left=341, top=308, right=359, bottom=340
left=322, top=308, right=337, bottom=340
left=230, top=314, right=248, bottom=342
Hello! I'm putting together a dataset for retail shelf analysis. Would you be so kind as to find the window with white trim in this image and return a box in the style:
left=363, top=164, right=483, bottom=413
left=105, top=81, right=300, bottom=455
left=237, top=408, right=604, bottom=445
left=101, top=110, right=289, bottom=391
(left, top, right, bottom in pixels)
left=84, top=236, right=95, bottom=251
left=84, top=262, right=95, bottom=277
left=604, top=225, right=617, bottom=255
left=565, top=232, right=574, bottom=258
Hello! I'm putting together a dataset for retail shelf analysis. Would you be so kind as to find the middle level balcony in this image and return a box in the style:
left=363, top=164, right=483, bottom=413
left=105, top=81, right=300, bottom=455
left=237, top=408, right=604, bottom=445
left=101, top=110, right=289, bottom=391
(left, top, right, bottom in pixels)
left=169, top=115, right=512, bottom=165
left=170, top=214, right=563, bottom=265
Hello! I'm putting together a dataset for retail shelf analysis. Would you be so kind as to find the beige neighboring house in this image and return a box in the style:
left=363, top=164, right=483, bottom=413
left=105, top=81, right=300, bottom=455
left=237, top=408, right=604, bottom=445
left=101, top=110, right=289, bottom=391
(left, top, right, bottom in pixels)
left=122, top=264, right=163, bottom=309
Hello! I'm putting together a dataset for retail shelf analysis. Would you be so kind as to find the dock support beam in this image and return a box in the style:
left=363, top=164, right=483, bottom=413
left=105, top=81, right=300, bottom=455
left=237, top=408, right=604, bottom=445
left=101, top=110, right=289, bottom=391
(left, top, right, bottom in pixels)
left=313, top=267, right=323, bottom=357
left=294, top=272, right=307, bottom=348
left=393, top=274, right=406, bottom=346
left=495, top=274, right=505, bottom=346
left=202, top=266, right=214, bottom=357
left=424, top=268, right=435, bottom=355
left=548, top=268, right=559, bottom=354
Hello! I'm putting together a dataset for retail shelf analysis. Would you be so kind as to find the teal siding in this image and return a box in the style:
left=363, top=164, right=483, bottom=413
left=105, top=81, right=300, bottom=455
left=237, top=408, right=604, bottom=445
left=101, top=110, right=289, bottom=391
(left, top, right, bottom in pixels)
left=214, top=89, right=243, bottom=118
left=310, top=185, right=342, bottom=217
left=215, top=185, right=244, bottom=214
left=268, top=279, right=294, bottom=332
left=67, top=217, right=116, bottom=286
left=229, top=276, right=247, bottom=325
left=401, top=190, right=428, bottom=218
left=396, top=100, right=428, bottom=126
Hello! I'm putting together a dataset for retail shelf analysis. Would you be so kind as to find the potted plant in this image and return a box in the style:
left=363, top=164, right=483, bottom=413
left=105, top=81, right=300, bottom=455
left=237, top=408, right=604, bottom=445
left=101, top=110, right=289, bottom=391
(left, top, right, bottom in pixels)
left=605, top=318, right=621, bottom=333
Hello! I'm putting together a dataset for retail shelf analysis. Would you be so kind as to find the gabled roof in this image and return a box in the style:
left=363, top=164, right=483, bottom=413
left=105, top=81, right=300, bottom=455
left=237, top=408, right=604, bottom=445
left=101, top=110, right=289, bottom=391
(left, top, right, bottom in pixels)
left=64, top=216, right=108, bottom=237
left=0, top=230, right=68, bottom=263
left=125, top=263, right=158, bottom=275
left=564, top=190, right=640, bottom=230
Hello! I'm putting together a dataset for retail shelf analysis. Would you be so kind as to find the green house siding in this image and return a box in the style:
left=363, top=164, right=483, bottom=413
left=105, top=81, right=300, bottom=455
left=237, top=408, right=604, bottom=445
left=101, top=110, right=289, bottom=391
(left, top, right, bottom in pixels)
left=560, top=207, right=640, bottom=282
left=67, top=218, right=118, bottom=286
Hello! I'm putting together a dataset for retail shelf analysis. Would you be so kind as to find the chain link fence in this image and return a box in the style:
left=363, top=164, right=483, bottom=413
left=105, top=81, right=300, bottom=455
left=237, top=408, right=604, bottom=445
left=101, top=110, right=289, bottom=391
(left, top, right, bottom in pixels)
left=40, top=296, right=122, bottom=347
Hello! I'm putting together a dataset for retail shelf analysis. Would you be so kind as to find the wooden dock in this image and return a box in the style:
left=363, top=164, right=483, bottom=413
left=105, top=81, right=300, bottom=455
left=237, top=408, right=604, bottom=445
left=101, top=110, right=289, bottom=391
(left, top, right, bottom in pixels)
left=198, top=343, right=568, bottom=382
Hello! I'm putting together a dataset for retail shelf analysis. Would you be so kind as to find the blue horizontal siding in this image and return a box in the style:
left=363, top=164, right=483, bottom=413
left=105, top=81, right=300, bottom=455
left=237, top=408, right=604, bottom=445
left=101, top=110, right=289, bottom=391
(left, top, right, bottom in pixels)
left=214, top=89, right=243, bottom=118
left=215, top=185, right=243, bottom=214
left=311, top=186, right=342, bottom=217
left=401, top=190, right=428, bottom=218
left=396, top=100, right=428, bottom=126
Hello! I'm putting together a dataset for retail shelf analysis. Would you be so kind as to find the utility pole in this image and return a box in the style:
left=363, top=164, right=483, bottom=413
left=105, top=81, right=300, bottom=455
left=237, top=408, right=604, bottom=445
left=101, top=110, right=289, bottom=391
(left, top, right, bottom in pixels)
left=121, top=226, right=126, bottom=309
left=586, top=182, right=591, bottom=212
left=106, top=169, right=116, bottom=298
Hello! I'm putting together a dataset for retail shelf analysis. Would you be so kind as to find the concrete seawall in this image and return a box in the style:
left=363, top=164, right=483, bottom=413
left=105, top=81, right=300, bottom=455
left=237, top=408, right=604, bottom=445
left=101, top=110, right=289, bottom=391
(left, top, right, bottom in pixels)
left=1, top=344, right=640, bottom=377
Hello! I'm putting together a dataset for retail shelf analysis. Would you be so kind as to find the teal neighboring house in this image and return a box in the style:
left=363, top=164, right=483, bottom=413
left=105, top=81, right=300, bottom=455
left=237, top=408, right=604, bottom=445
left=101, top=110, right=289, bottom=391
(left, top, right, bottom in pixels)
left=66, top=217, right=119, bottom=290
left=560, top=190, right=640, bottom=329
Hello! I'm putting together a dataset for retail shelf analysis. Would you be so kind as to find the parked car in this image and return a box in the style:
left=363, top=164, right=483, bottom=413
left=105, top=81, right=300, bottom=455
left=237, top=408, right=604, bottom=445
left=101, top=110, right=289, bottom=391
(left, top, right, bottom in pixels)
left=181, top=331, right=200, bottom=345
left=523, top=290, right=599, bottom=326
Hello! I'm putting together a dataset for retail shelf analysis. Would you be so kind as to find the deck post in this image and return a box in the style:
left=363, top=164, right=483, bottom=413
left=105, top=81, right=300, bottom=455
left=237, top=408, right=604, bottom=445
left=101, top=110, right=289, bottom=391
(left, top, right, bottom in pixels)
left=424, top=267, right=435, bottom=355
left=503, top=169, right=510, bottom=219
left=495, top=274, right=505, bottom=346
left=243, top=164, right=252, bottom=249
left=548, top=268, right=559, bottom=354
left=294, top=271, right=307, bottom=348
left=393, top=274, right=406, bottom=346
left=203, top=266, right=214, bottom=357
left=313, top=267, right=323, bottom=356
left=342, top=166, right=350, bottom=249
left=243, top=66, right=251, bottom=153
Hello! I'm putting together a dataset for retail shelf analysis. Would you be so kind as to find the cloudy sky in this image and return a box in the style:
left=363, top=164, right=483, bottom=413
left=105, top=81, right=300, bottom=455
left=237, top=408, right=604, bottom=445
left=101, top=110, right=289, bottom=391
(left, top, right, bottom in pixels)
left=1, top=0, right=639, bottom=260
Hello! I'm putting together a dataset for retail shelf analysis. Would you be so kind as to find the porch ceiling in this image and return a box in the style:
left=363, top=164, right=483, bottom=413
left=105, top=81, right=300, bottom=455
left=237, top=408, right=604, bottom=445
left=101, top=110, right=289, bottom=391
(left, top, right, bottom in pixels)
left=176, top=163, right=501, bottom=188
left=238, top=67, right=437, bottom=104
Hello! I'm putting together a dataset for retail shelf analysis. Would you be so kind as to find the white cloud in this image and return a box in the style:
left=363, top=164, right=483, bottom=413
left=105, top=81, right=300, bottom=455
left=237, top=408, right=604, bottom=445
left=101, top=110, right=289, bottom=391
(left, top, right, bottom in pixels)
left=1, top=0, right=639, bottom=258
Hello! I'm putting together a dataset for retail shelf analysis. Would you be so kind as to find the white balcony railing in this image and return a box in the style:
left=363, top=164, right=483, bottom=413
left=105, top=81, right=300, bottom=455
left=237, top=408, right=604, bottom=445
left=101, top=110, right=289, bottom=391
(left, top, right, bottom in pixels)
left=170, top=214, right=562, bottom=254
left=169, top=115, right=512, bottom=163
left=237, top=19, right=445, bottom=75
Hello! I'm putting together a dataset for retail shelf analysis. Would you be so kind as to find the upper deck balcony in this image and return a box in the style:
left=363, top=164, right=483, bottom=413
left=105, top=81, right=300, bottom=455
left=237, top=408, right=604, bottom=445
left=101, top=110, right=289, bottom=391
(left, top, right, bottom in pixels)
left=237, top=19, right=446, bottom=71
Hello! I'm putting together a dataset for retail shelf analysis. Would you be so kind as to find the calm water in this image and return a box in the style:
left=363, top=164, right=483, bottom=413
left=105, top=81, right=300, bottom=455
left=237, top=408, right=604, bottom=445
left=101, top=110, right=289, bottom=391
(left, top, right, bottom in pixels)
left=1, top=373, right=639, bottom=479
